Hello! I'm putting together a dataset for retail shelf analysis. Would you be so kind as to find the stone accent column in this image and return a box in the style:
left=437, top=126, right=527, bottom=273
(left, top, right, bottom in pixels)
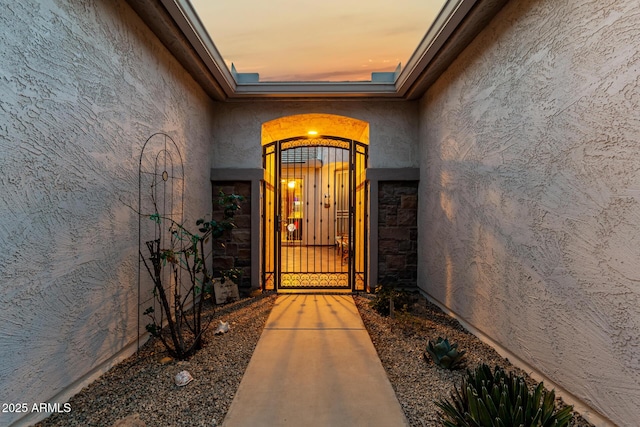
left=212, top=181, right=252, bottom=288
left=377, top=181, right=418, bottom=287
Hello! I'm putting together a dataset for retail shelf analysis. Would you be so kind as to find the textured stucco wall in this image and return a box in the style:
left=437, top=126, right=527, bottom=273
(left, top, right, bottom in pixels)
left=419, top=0, right=640, bottom=425
left=0, top=1, right=215, bottom=425
left=211, top=101, right=418, bottom=169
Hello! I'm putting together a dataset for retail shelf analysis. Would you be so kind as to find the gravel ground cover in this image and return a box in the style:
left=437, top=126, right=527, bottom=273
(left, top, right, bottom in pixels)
left=353, top=294, right=594, bottom=427
left=36, top=294, right=276, bottom=427
left=36, top=292, right=593, bottom=427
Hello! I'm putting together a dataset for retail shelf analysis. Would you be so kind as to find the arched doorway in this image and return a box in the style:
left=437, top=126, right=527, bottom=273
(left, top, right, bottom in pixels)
left=262, top=135, right=368, bottom=291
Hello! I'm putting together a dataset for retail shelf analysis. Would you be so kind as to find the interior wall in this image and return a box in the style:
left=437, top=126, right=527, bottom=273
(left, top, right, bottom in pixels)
left=280, top=148, right=351, bottom=247
left=280, top=164, right=320, bottom=245
left=211, top=101, right=418, bottom=169
left=418, top=0, right=640, bottom=425
left=0, top=1, right=215, bottom=425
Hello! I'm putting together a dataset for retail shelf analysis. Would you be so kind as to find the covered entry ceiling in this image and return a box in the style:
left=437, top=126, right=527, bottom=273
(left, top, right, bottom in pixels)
left=261, top=113, right=369, bottom=145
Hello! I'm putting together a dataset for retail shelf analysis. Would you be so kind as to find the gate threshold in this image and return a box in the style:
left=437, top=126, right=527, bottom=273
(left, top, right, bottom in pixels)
left=276, top=289, right=355, bottom=294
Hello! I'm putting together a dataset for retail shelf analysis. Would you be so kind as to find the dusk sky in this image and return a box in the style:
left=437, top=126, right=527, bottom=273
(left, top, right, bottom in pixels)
left=190, top=0, right=448, bottom=82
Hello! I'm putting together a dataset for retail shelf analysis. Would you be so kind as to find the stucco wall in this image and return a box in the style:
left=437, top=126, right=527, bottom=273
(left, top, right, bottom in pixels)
left=211, top=101, right=418, bottom=169
left=418, top=0, right=640, bottom=425
left=0, top=1, right=215, bottom=425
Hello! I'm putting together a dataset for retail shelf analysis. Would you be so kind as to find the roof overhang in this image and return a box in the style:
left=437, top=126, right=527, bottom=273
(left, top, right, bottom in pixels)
left=127, top=0, right=509, bottom=101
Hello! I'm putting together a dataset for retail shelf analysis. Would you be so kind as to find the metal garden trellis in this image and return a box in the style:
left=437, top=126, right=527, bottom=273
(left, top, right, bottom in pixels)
left=137, top=132, right=184, bottom=351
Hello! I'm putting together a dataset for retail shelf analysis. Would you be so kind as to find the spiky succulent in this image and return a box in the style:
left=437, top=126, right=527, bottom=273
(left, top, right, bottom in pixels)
left=425, top=337, right=467, bottom=370
left=436, top=364, right=573, bottom=427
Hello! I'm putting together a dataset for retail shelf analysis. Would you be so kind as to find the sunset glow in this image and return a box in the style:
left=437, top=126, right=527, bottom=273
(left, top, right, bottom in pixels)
left=189, top=0, right=448, bottom=82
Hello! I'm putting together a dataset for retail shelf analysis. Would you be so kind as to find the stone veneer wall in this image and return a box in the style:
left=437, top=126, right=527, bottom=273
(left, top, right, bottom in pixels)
left=0, top=1, right=215, bottom=425
left=377, top=181, right=418, bottom=287
left=419, top=0, right=640, bottom=425
left=212, top=182, right=252, bottom=288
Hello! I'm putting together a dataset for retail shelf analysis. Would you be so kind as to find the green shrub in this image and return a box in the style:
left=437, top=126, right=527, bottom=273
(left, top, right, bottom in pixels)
left=140, top=192, right=244, bottom=360
left=370, top=284, right=413, bottom=316
left=425, top=337, right=467, bottom=370
left=436, top=364, right=573, bottom=427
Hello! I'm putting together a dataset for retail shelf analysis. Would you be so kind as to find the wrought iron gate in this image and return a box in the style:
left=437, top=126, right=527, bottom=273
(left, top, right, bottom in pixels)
left=262, top=136, right=367, bottom=291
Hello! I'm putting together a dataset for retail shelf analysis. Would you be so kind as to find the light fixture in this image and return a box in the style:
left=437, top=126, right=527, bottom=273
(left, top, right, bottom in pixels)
left=308, top=130, right=318, bottom=136
left=324, top=193, right=331, bottom=208
left=288, top=180, right=296, bottom=189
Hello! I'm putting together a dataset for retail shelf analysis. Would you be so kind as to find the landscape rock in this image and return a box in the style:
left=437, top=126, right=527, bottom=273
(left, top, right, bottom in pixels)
left=111, top=413, right=146, bottom=427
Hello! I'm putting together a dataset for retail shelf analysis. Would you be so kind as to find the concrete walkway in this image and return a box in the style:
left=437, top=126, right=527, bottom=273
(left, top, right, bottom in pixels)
left=222, top=294, right=409, bottom=427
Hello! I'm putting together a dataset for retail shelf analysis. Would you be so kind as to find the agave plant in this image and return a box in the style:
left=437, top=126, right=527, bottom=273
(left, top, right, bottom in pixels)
left=436, top=364, right=573, bottom=427
left=425, top=337, right=467, bottom=370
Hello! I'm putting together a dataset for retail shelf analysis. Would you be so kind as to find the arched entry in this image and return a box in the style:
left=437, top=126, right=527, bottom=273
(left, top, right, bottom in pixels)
left=262, top=135, right=368, bottom=291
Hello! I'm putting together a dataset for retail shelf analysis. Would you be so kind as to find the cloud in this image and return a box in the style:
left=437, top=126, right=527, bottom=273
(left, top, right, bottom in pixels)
left=263, top=65, right=397, bottom=82
left=192, top=0, right=447, bottom=82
